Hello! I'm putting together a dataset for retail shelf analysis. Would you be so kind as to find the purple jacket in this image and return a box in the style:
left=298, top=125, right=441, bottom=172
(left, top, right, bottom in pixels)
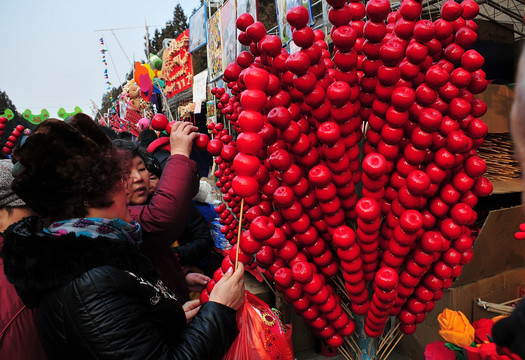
left=0, top=236, right=47, bottom=359
left=129, top=155, right=199, bottom=303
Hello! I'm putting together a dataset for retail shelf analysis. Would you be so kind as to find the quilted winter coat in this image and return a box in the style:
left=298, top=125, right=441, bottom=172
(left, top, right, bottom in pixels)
left=1, top=216, right=238, bottom=360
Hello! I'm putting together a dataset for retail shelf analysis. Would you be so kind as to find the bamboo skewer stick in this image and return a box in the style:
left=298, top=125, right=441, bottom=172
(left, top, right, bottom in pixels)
left=344, top=336, right=359, bottom=356
left=477, top=298, right=518, bottom=315
left=339, top=344, right=354, bottom=360
left=381, top=332, right=404, bottom=360
left=378, top=322, right=400, bottom=353
left=339, top=300, right=353, bottom=318
left=256, top=268, right=278, bottom=298
left=377, top=332, right=404, bottom=360
left=234, top=198, right=245, bottom=270
left=350, top=336, right=362, bottom=354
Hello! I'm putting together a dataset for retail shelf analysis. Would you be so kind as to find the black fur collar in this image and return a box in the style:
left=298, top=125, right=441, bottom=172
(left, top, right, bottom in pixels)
left=1, top=216, right=159, bottom=308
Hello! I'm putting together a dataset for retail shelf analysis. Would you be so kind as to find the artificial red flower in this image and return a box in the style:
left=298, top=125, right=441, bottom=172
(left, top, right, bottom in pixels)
left=472, top=318, right=494, bottom=344
left=465, top=343, right=522, bottom=360
left=424, top=341, right=457, bottom=360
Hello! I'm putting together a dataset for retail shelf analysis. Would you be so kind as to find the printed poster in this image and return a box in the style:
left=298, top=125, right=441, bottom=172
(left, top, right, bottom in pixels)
left=189, top=4, right=207, bottom=52
left=220, top=1, right=237, bottom=70
left=206, top=100, right=216, bottom=118
left=193, top=70, right=209, bottom=102
left=207, top=10, right=223, bottom=80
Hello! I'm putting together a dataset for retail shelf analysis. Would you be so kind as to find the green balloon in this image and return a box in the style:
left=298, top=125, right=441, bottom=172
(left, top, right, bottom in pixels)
left=150, top=54, right=163, bottom=70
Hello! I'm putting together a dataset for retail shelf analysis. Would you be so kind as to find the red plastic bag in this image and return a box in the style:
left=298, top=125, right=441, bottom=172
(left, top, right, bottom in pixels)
left=224, top=291, right=294, bottom=360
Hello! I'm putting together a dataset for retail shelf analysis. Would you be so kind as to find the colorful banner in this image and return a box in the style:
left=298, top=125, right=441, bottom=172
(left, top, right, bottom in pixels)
left=160, top=29, right=193, bottom=98
left=220, top=0, right=237, bottom=70
left=275, top=0, right=314, bottom=45
left=207, top=9, right=222, bottom=80
left=189, top=3, right=207, bottom=52
left=236, top=0, right=258, bottom=55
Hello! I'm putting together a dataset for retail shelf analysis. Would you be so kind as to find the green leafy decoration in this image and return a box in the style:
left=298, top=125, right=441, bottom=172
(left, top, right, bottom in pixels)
left=0, top=109, right=14, bottom=120
left=22, top=109, right=51, bottom=125
left=57, top=106, right=83, bottom=120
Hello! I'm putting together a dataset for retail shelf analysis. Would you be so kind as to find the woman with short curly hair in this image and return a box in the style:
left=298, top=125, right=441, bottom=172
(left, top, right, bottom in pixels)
left=1, top=114, right=244, bottom=359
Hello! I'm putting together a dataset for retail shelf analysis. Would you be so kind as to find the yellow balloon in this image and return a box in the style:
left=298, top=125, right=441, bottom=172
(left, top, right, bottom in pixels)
left=143, top=63, right=155, bottom=80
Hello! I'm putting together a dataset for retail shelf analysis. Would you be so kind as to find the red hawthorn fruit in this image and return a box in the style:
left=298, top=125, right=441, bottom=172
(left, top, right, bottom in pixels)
left=151, top=113, right=168, bottom=131
left=461, top=49, right=485, bottom=72
left=444, top=43, right=465, bottom=64
left=455, top=27, right=477, bottom=49
left=441, top=0, right=463, bottom=21
left=356, top=198, right=380, bottom=222
left=377, top=65, right=401, bottom=86
left=464, top=155, right=487, bottom=177
left=293, top=71, right=317, bottom=93
left=333, top=50, right=358, bottom=72
left=425, top=65, right=449, bottom=90
left=434, top=19, right=453, bottom=40
left=238, top=110, right=265, bottom=133
left=232, top=175, right=259, bottom=198
left=236, top=51, right=254, bottom=68
left=223, top=62, right=243, bottom=82
left=286, top=5, right=310, bottom=28
left=236, top=13, right=254, bottom=31
left=391, top=87, right=415, bottom=111
left=413, top=19, right=435, bottom=43
left=240, top=89, right=267, bottom=111
left=365, top=0, right=391, bottom=22
left=329, top=4, right=352, bottom=27
left=260, top=35, right=283, bottom=57
left=238, top=31, right=252, bottom=46
left=237, top=132, right=263, bottom=155
left=194, top=134, right=210, bottom=151
left=416, top=84, right=437, bottom=106
left=399, top=59, right=420, bottom=80
left=332, top=26, right=357, bottom=52
left=246, top=21, right=267, bottom=42
left=399, top=0, right=422, bottom=21
left=206, top=139, right=223, bottom=156
left=461, top=0, right=479, bottom=20
left=362, top=153, right=388, bottom=178
left=379, top=40, right=405, bottom=66
left=326, top=81, right=351, bottom=107
left=375, top=267, right=399, bottom=291
left=363, top=20, right=388, bottom=43
left=286, top=51, right=311, bottom=76
left=394, top=18, right=416, bottom=40
left=249, top=216, right=276, bottom=242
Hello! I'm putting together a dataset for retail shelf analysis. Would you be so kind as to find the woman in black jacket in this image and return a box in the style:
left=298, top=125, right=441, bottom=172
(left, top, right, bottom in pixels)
left=1, top=115, right=244, bottom=359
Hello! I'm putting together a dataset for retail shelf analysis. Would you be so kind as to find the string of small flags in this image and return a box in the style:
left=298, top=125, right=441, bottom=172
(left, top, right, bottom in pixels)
left=99, top=37, right=114, bottom=103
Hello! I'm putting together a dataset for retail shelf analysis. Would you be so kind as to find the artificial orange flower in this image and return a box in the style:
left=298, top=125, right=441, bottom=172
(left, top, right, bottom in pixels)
left=438, top=308, right=475, bottom=347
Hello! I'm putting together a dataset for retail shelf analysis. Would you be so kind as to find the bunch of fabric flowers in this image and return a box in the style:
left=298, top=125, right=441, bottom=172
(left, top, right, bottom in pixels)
left=424, top=308, right=519, bottom=360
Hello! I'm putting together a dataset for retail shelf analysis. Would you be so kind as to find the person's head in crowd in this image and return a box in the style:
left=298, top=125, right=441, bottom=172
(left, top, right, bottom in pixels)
left=143, top=150, right=162, bottom=195
left=138, top=128, right=157, bottom=149
left=99, top=124, right=118, bottom=140
left=113, top=139, right=161, bottom=204
left=148, top=170, right=161, bottom=195
left=0, top=160, right=35, bottom=232
left=511, top=52, right=525, bottom=206
left=117, top=131, right=133, bottom=140
left=11, top=114, right=132, bottom=224
left=491, top=48, right=525, bottom=358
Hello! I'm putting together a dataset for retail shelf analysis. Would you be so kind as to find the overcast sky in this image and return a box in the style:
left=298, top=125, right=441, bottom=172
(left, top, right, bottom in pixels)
left=0, top=0, right=196, bottom=117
